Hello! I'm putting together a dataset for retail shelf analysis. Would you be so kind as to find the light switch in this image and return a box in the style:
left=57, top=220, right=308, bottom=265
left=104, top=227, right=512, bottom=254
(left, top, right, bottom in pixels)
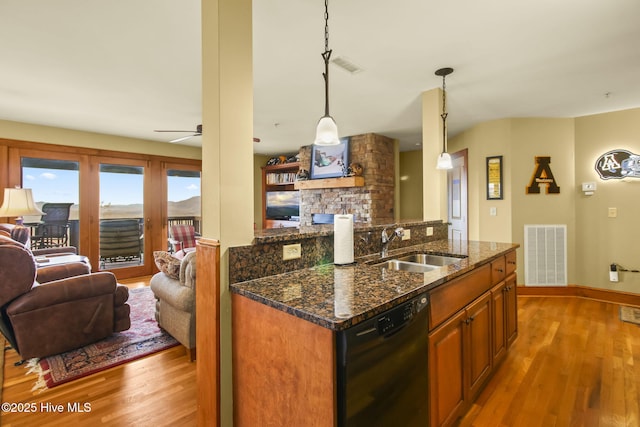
left=608, top=207, right=617, bottom=218
left=489, top=207, right=497, bottom=216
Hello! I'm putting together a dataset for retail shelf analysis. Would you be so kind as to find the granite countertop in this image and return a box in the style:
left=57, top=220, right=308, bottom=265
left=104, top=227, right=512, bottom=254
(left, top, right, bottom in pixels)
left=253, top=219, right=443, bottom=244
left=230, top=239, right=519, bottom=331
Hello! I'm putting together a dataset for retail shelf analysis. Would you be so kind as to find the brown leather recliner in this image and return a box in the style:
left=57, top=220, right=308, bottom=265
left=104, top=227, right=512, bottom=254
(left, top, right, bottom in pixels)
left=0, top=235, right=131, bottom=360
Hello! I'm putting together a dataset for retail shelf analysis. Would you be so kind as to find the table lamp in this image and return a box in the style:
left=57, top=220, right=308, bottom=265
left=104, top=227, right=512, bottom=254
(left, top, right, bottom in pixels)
left=0, top=188, right=45, bottom=225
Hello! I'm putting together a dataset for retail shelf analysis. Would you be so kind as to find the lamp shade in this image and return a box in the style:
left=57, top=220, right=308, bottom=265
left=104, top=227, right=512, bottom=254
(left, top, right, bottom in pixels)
left=314, top=116, right=340, bottom=146
left=0, top=188, right=44, bottom=217
left=436, top=153, right=453, bottom=170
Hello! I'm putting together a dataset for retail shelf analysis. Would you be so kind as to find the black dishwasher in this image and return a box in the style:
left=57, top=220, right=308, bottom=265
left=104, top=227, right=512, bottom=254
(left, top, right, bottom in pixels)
left=336, top=293, right=429, bottom=427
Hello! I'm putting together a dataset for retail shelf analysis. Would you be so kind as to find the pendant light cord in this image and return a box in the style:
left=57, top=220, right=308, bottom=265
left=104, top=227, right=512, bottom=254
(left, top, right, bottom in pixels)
left=321, top=0, right=332, bottom=117
left=441, top=73, right=448, bottom=153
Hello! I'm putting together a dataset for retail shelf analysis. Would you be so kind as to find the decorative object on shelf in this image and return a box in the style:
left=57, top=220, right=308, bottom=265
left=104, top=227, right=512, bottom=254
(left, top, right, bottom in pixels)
left=286, top=155, right=299, bottom=163
left=0, top=187, right=44, bottom=225
left=346, top=162, right=363, bottom=177
left=266, top=157, right=280, bottom=166
left=311, top=137, right=350, bottom=179
left=486, top=156, right=503, bottom=200
left=314, top=0, right=340, bottom=146
left=296, top=169, right=310, bottom=181
left=435, top=67, right=454, bottom=170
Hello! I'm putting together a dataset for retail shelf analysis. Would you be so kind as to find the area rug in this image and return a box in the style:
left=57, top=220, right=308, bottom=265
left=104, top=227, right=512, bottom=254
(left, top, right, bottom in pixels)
left=29, top=286, right=178, bottom=390
left=620, top=306, right=640, bottom=325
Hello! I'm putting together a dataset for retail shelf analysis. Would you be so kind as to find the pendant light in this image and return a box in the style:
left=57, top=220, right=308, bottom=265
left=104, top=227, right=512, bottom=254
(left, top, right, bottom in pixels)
left=435, top=67, right=454, bottom=170
left=314, top=0, right=340, bottom=146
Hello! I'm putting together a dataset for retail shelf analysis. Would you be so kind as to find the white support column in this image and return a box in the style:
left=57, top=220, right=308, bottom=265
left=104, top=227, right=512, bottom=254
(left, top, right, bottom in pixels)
left=202, top=0, right=253, bottom=425
left=422, top=88, right=448, bottom=221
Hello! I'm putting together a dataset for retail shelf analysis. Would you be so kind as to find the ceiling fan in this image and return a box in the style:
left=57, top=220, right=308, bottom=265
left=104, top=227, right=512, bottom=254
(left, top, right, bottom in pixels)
left=154, top=124, right=202, bottom=143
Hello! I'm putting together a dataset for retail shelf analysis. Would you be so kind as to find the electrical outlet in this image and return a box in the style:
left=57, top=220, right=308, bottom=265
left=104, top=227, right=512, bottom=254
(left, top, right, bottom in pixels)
left=426, top=227, right=434, bottom=236
left=283, top=243, right=302, bottom=260
left=608, top=207, right=617, bottom=218
left=402, top=229, right=411, bottom=240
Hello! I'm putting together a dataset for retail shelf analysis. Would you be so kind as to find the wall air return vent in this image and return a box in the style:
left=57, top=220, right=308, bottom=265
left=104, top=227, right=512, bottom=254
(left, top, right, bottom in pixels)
left=524, top=224, right=567, bottom=286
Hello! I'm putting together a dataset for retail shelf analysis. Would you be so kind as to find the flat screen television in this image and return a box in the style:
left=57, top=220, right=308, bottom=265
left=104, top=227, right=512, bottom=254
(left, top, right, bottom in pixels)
left=265, top=191, right=300, bottom=221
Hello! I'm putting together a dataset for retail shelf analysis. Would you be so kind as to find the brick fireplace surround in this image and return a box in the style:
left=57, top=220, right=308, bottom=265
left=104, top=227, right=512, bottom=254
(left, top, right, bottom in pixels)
left=298, top=133, right=395, bottom=226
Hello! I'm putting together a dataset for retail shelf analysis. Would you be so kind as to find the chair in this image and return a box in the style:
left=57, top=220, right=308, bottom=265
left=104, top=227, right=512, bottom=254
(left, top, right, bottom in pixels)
left=99, top=219, right=143, bottom=265
left=0, top=234, right=130, bottom=360
left=150, top=250, right=196, bottom=361
left=169, top=224, right=198, bottom=253
left=31, top=202, right=74, bottom=249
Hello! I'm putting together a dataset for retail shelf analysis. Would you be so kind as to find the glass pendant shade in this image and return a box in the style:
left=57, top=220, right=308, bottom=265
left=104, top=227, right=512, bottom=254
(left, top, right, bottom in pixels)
left=436, top=152, right=453, bottom=170
left=314, top=115, right=340, bottom=146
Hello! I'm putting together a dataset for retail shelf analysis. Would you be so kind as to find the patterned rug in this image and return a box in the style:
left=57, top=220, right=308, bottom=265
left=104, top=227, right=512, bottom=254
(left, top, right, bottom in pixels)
left=620, top=306, right=640, bottom=325
left=29, top=286, right=178, bottom=390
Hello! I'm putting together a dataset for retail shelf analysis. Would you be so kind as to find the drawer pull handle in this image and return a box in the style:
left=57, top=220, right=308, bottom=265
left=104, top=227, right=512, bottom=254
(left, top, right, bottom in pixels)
left=496, top=268, right=504, bottom=273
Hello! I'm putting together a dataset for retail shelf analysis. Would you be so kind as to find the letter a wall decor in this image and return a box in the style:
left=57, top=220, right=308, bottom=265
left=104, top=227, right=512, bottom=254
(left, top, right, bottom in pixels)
left=526, top=156, right=560, bottom=194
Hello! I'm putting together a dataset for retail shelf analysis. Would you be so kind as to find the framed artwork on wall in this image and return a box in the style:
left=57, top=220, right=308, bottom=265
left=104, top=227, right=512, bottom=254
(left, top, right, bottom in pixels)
left=486, top=155, right=503, bottom=200
left=310, top=137, right=350, bottom=179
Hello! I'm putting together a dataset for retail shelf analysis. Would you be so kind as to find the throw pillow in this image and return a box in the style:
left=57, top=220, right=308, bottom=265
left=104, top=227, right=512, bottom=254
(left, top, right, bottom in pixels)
left=153, top=251, right=181, bottom=280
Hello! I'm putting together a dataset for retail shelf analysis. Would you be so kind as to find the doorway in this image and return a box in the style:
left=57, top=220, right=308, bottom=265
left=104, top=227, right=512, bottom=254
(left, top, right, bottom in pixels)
left=448, top=149, right=468, bottom=244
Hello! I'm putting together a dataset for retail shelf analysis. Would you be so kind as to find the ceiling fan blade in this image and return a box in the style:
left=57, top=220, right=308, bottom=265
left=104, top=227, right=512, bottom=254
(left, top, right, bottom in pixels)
left=170, top=134, right=196, bottom=143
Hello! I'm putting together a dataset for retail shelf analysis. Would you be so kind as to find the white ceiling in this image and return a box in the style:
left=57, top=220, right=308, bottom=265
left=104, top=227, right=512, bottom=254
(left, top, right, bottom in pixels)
left=1, top=0, right=639, bottom=155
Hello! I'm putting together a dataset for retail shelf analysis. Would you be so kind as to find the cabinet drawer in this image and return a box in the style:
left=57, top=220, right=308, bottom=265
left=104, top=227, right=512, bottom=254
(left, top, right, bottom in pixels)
left=429, top=264, right=491, bottom=331
left=490, top=256, right=506, bottom=285
left=506, top=250, right=517, bottom=276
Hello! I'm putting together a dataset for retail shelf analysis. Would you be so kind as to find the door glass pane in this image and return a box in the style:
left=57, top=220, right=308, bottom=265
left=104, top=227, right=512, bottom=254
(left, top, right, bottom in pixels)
left=167, top=169, right=201, bottom=251
left=21, top=157, right=80, bottom=250
left=99, top=163, right=144, bottom=270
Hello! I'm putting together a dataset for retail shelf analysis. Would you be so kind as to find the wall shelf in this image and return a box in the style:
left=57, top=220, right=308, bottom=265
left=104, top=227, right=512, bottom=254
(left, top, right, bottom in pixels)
left=294, top=176, right=364, bottom=190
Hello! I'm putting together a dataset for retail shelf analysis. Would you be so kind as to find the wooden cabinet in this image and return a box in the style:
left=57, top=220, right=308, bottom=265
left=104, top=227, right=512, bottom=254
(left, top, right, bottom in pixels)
left=505, top=273, right=518, bottom=347
left=429, top=290, right=492, bottom=427
left=429, top=250, right=518, bottom=427
left=429, top=309, right=466, bottom=427
left=466, top=292, right=492, bottom=399
left=491, top=281, right=507, bottom=366
left=261, top=162, right=300, bottom=229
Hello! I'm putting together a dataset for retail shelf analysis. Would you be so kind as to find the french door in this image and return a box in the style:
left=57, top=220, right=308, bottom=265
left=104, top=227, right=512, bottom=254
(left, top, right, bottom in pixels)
left=90, top=157, right=154, bottom=279
left=5, top=141, right=201, bottom=280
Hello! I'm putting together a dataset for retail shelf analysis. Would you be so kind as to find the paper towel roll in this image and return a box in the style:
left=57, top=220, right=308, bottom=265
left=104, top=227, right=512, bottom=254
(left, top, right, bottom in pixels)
left=334, top=214, right=354, bottom=265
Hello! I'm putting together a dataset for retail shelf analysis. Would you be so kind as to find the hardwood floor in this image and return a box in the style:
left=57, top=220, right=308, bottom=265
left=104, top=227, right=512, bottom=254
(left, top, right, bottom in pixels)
left=2, top=291, right=638, bottom=426
left=459, top=296, right=640, bottom=427
left=0, top=276, right=197, bottom=427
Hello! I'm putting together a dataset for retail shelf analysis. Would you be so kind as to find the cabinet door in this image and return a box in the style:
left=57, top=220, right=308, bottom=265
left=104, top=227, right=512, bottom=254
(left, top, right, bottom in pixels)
left=466, top=291, right=492, bottom=400
left=491, top=281, right=507, bottom=366
left=505, top=273, right=518, bottom=347
left=429, top=309, right=466, bottom=427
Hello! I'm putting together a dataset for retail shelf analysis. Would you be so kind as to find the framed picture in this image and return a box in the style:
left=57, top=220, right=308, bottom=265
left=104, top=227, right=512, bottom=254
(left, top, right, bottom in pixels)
left=486, top=155, right=503, bottom=200
left=310, top=137, right=350, bottom=179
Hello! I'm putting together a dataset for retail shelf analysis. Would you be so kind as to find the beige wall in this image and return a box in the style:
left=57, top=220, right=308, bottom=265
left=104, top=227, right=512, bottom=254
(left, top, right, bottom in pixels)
left=0, top=119, right=202, bottom=159
left=575, top=108, right=640, bottom=293
left=449, top=108, right=640, bottom=293
left=399, top=150, right=423, bottom=220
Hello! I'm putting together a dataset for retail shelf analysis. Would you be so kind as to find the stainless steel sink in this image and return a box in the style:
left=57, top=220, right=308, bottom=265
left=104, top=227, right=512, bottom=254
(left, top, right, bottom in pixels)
left=396, top=253, right=465, bottom=266
left=376, top=260, right=439, bottom=273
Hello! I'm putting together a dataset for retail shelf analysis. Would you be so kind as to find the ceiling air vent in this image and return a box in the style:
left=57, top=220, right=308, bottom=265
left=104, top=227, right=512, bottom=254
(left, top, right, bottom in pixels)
left=331, top=56, right=363, bottom=74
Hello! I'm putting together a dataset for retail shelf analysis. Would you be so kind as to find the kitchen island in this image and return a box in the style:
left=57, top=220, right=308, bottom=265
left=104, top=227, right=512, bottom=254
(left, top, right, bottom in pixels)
left=230, top=239, right=518, bottom=427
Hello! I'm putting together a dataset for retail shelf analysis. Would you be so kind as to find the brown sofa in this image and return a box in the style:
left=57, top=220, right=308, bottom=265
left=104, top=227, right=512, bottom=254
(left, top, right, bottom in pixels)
left=150, top=250, right=196, bottom=360
left=0, top=234, right=131, bottom=360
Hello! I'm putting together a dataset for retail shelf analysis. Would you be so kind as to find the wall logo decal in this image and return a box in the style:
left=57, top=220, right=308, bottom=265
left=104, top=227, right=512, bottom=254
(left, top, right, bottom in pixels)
left=526, top=156, right=560, bottom=194
left=595, top=149, right=640, bottom=180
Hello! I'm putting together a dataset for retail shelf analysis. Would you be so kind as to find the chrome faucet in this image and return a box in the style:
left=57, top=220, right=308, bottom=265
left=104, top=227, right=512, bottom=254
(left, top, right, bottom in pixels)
left=381, top=227, right=404, bottom=258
